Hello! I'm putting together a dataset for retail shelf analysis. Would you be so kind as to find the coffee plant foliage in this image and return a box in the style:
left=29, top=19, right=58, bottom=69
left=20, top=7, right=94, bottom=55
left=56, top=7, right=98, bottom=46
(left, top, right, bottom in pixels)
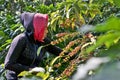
left=0, top=0, right=120, bottom=80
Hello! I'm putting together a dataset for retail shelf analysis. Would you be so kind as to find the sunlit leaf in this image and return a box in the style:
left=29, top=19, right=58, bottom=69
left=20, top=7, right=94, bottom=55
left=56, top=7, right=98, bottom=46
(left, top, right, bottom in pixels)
left=79, top=14, right=85, bottom=25
left=1, top=42, right=10, bottom=48
left=37, top=46, right=44, bottom=56
left=95, top=17, right=120, bottom=32
left=50, top=56, right=62, bottom=66
left=18, top=71, right=32, bottom=77
left=66, top=8, right=71, bottom=18
left=6, top=39, right=12, bottom=43
left=108, top=0, right=114, bottom=3
left=36, top=72, right=49, bottom=80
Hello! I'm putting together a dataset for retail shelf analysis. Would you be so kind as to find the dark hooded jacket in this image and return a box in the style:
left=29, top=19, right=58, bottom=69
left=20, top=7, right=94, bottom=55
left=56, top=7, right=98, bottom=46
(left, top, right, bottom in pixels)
left=4, top=12, right=62, bottom=80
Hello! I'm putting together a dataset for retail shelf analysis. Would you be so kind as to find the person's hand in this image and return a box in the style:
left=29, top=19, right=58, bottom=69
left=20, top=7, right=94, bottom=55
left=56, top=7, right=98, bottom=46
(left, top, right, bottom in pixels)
left=29, top=67, right=45, bottom=73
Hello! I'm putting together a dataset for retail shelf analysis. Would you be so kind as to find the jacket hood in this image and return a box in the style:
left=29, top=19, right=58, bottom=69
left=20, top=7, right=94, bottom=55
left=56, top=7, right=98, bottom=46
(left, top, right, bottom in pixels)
left=20, top=12, right=48, bottom=42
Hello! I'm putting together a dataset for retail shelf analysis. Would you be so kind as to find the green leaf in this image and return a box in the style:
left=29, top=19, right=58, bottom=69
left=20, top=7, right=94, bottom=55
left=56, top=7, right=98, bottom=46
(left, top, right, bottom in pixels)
left=97, top=0, right=106, bottom=4
left=66, top=8, right=72, bottom=18
left=18, top=71, right=32, bottom=77
left=113, top=0, right=120, bottom=7
left=36, top=72, right=49, bottom=80
left=86, top=32, right=120, bottom=52
left=108, top=0, right=114, bottom=3
left=1, top=42, right=10, bottom=48
left=37, top=46, right=44, bottom=56
left=6, top=39, right=12, bottom=43
left=95, top=17, right=120, bottom=32
left=97, top=43, right=120, bottom=59
left=50, top=56, right=62, bottom=67
left=0, top=31, right=5, bottom=36
left=51, top=16, right=61, bottom=25
left=0, top=47, right=3, bottom=51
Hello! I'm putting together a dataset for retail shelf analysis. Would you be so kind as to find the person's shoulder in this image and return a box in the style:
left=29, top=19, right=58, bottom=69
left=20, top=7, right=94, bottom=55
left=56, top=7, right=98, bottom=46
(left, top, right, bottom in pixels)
left=12, top=33, right=27, bottom=42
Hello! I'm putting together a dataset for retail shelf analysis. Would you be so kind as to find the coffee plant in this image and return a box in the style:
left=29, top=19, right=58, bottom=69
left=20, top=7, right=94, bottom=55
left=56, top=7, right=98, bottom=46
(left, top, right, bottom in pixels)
left=0, top=0, right=120, bottom=80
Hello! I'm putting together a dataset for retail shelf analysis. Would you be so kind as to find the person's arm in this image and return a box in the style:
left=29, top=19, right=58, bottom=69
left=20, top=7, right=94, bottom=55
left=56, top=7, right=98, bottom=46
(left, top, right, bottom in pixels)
left=4, top=35, right=30, bottom=73
left=43, top=37, right=63, bottom=56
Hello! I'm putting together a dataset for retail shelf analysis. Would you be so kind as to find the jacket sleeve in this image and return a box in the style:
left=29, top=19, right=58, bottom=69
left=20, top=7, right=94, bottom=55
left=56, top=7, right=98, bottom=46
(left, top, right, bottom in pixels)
left=4, top=35, right=29, bottom=73
left=43, top=37, right=63, bottom=56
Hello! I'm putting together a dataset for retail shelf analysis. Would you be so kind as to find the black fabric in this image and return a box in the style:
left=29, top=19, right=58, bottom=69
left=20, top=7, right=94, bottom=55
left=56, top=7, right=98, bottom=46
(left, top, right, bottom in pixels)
left=20, top=12, right=35, bottom=42
left=43, top=38, right=62, bottom=56
left=5, top=33, right=29, bottom=72
left=5, top=33, right=62, bottom=80
left=4, top=12, right=63, bottom=80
